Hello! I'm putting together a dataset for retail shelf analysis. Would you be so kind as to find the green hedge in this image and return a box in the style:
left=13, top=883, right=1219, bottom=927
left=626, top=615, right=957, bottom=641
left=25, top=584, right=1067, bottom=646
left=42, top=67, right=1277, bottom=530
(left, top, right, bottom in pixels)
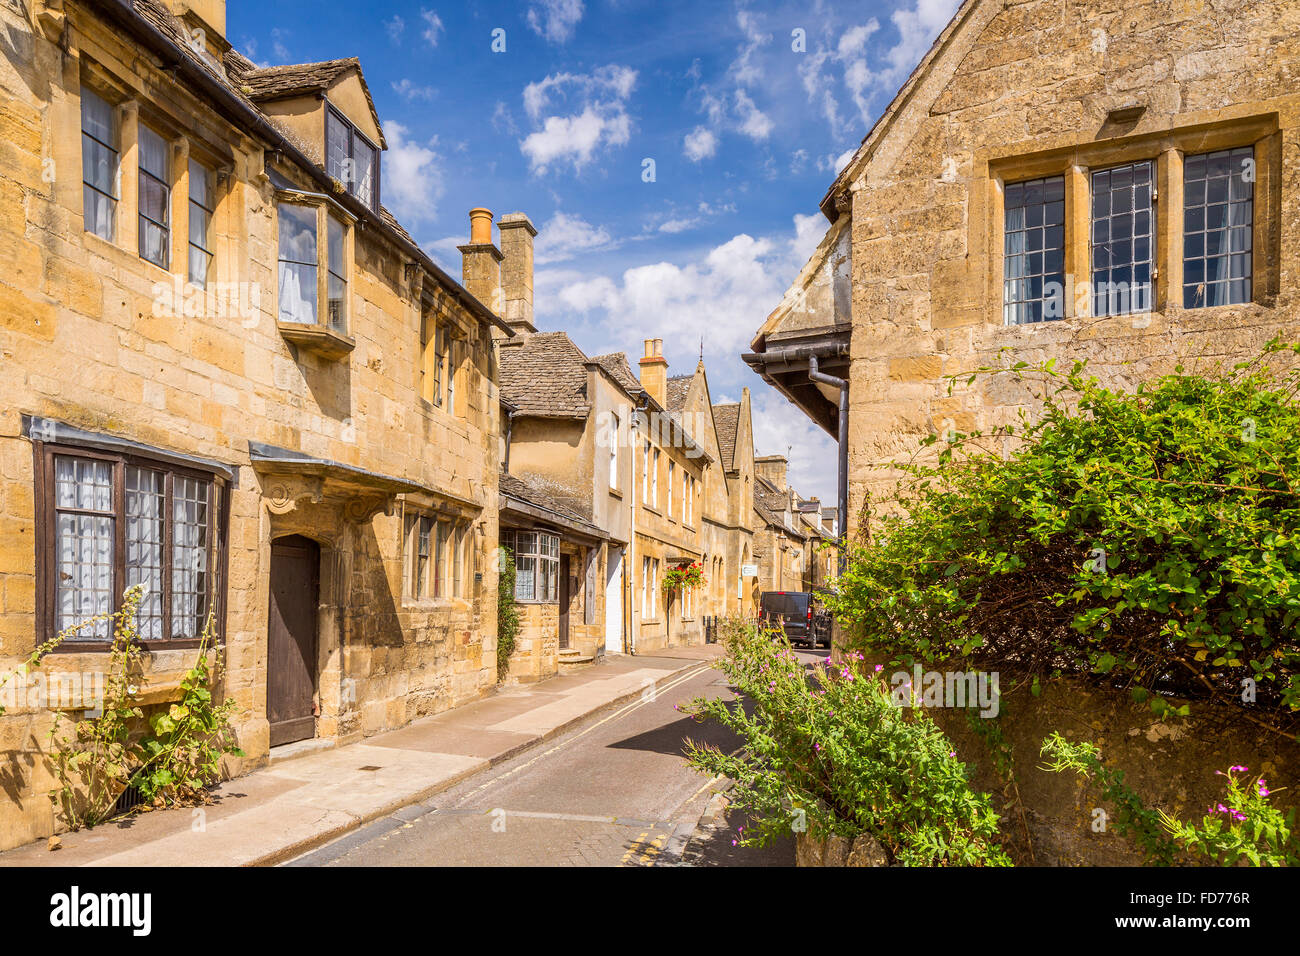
left=828, top=344, right=1300, bottom=734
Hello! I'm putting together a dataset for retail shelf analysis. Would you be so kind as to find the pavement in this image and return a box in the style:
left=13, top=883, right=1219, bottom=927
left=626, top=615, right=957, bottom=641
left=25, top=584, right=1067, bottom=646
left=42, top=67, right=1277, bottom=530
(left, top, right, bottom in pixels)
left=0, top=645, right=724, bottom=867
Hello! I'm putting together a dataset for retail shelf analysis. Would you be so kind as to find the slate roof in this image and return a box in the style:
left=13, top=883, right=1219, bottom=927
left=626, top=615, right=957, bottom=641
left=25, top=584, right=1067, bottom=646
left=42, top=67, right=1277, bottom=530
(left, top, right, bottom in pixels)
left=590, top=353, right=642, bottom=397
left=498, top=333, right=593, bottom=419
left=665, top=374, right=693, bottom=413
left=712, top=403, right=740, bottom=472
left=499, top=472, right=605, bottom=538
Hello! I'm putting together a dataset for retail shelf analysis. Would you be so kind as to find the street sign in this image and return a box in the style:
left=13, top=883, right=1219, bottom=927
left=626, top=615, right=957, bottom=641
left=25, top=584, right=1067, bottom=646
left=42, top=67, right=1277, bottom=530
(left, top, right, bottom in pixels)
left=741, top=564, right=758, bottom=577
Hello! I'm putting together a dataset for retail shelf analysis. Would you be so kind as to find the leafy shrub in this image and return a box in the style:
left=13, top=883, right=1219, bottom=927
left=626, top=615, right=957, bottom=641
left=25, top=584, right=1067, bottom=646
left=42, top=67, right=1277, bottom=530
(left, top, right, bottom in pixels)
left=684, top=620, right=1010, bottom=866
left=828, top=346, right=1300, bottom=733
left=497, top=546, right=520, bottom=680
left=1042, top=733, right=1299, bottom=866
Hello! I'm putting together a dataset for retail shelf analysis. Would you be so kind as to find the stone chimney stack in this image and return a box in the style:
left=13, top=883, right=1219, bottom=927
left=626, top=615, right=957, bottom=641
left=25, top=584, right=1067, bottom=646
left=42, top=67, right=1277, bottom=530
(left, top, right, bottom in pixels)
left=638, top=339, right=668, bottom=407
left=498, top=213, right=538, bottom=334
left=459, top=207, right=503, bottom=320
left=754, top=455, right=788, bottom=492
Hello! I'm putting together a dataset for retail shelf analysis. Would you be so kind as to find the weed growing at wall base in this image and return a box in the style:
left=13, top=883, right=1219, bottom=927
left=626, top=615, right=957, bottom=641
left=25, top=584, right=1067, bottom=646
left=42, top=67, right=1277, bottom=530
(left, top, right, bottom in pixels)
left=684, top=621, right=1010, bottom=866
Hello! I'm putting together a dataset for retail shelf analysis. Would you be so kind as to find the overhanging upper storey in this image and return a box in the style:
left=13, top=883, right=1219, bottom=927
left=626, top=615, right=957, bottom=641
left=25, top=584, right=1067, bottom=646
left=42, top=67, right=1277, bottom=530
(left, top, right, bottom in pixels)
left=744, top=215, right=852, bottom=438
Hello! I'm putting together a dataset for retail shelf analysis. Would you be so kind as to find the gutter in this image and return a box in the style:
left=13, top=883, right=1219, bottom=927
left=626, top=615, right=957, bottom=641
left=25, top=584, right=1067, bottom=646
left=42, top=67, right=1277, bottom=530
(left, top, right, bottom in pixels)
left=807, top=354, right=849, bottom=575
left=88, top=0, right=513, bottom=338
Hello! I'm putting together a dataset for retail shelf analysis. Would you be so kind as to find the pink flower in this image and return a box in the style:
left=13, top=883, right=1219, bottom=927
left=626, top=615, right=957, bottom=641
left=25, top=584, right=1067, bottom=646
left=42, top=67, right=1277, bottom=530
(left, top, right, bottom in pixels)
left=1230, top=765, right=1249, bottom=773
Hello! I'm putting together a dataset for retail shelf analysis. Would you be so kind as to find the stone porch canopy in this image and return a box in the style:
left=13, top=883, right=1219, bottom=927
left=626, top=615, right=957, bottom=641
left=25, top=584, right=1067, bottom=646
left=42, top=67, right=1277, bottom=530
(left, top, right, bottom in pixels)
left=498, top=472, right=611, bottom=547
left=248, top=441, right=482, bottom=523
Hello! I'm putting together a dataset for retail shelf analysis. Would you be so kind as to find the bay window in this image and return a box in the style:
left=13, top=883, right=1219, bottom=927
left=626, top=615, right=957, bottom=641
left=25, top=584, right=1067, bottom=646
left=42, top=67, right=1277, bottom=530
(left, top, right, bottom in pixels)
left=277, top=202, right=318, bottom=325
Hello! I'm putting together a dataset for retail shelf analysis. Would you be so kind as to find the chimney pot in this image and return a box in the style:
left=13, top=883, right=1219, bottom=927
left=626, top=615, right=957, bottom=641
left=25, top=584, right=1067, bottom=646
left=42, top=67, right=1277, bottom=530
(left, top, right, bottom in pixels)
left=469, top=207, right=494, bottom=245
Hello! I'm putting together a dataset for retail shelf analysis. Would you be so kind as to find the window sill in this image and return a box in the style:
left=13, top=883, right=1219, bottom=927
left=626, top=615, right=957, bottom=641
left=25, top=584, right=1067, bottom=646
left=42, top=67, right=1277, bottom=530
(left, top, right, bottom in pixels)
left=278, top=320, right=355, bottom=360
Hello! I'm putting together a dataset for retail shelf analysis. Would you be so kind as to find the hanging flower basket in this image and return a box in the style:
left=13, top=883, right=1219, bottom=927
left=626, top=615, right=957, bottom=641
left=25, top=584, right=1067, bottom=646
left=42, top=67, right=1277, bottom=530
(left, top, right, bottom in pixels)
left=662, top=562, right=703, bottom=593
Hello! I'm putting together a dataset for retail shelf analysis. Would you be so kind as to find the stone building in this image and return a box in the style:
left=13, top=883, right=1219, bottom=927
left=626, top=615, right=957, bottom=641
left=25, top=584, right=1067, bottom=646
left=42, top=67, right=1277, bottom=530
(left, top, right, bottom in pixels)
left=751, top=455, right=828, bottom=595
left=459, top=204, right=758, bottom=675
left=743, top=0, right=1300, bottom=862
left=748, top=0, right=1300, bottom=542
left=0, top=0, right=508, bottom=849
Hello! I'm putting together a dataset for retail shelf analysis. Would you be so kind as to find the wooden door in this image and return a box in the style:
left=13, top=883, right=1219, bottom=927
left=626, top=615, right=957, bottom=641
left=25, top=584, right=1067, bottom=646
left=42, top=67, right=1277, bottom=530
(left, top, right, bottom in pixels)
left=558, top=552, right=570, bottom=649
left=268, top=535, right=319, bottom=747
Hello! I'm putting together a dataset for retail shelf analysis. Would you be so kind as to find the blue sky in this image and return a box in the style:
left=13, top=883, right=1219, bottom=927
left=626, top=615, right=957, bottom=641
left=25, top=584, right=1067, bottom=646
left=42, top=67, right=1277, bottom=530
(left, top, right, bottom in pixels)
left=229, top=0, right=961, bottom=504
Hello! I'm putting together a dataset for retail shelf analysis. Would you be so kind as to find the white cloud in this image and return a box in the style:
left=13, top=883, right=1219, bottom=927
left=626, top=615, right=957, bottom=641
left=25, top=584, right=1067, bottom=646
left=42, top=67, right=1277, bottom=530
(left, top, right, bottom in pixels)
left=735, top=90, right=772, bottom=141
left=683, top=126, right=718, bottom=162
left=540, top=215, right=819, bottom=360
left=385, top=15, right=404, bottom=43
left=749, top=389, right=838, bottom=501
left=392, top=79, right=437, bottom=101
left=883, top=0, right=961, bottom=84
left=270, top=28, right=290, bottom=62
left=421, top=9, right=445, bottom=47
left=382, top=121, right=444, bottom=224
left=519, top=66, right=637, bottom=174
left=534, top=212, right=614, bottom=264
left=527, top=0, right=585, bottom=44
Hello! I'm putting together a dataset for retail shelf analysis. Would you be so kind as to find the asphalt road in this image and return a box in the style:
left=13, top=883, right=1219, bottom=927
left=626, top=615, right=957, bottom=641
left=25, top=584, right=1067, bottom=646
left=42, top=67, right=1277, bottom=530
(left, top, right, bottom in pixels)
left=287, top=648, right=826, bottom=867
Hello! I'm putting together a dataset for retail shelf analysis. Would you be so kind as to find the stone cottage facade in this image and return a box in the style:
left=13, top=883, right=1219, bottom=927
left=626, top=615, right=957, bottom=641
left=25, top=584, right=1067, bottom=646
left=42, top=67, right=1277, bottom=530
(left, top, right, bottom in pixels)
left=749, top=0, right=1300, bottom=539
left=0, top=0, right=508, bottom=849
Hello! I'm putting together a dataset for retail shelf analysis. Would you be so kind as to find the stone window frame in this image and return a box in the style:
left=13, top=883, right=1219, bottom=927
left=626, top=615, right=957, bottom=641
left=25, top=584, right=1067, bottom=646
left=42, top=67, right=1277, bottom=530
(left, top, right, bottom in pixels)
left=32, top=439, right=231, bottom=652
left=418, top=296, right=470, bottom=418
left=981, top=113, right=1281, bottom=327
left=76, top=62, right=236, bottom=290
left=402, top=503, right=472, bottom=603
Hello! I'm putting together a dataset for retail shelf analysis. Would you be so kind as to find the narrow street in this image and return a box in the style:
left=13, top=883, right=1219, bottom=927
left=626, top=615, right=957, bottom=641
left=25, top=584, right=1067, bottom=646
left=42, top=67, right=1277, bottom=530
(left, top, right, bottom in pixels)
left=286, top=649, right=824, bottom=867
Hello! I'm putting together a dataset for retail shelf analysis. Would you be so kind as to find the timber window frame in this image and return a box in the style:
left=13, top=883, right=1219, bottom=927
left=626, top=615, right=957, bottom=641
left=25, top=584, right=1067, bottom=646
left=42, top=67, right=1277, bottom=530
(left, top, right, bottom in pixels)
left=502, top=530, right=559, bottom=604
left=987, top=115, right=1280, bottom=325
left=34, top=442, right=229, bottom=650
left=325, top=104, right=380, bottom=212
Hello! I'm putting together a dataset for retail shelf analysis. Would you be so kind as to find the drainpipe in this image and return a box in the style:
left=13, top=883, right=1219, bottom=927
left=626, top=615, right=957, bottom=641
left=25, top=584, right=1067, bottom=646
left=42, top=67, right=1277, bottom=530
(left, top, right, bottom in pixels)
left=503, top=407, right=515, bottom=472
left=628, top=391, right=651, bottom=655
left=808, top=353, right=849, bottom=576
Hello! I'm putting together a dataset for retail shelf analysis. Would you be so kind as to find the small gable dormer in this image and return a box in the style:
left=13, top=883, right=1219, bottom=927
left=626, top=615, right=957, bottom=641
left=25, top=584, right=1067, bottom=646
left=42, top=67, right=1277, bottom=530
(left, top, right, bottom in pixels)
left=239, top=57, right=386, bottom=212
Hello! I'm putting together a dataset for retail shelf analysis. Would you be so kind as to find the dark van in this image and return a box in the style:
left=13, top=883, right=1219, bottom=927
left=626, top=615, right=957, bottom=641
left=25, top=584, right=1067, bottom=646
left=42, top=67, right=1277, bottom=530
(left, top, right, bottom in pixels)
left=759, top=591, right=829, bottom=648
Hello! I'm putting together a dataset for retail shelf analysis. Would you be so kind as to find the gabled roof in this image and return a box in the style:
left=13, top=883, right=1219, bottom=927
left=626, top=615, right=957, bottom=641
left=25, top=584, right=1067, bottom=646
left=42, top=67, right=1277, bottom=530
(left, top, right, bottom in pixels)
left=235, top=56, right=388, bottom=149
left=499, top=332, right=592, bottom=419
left=819, top=0, right=982, bottom=220
left=712, top=403, right=740, bottom=472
